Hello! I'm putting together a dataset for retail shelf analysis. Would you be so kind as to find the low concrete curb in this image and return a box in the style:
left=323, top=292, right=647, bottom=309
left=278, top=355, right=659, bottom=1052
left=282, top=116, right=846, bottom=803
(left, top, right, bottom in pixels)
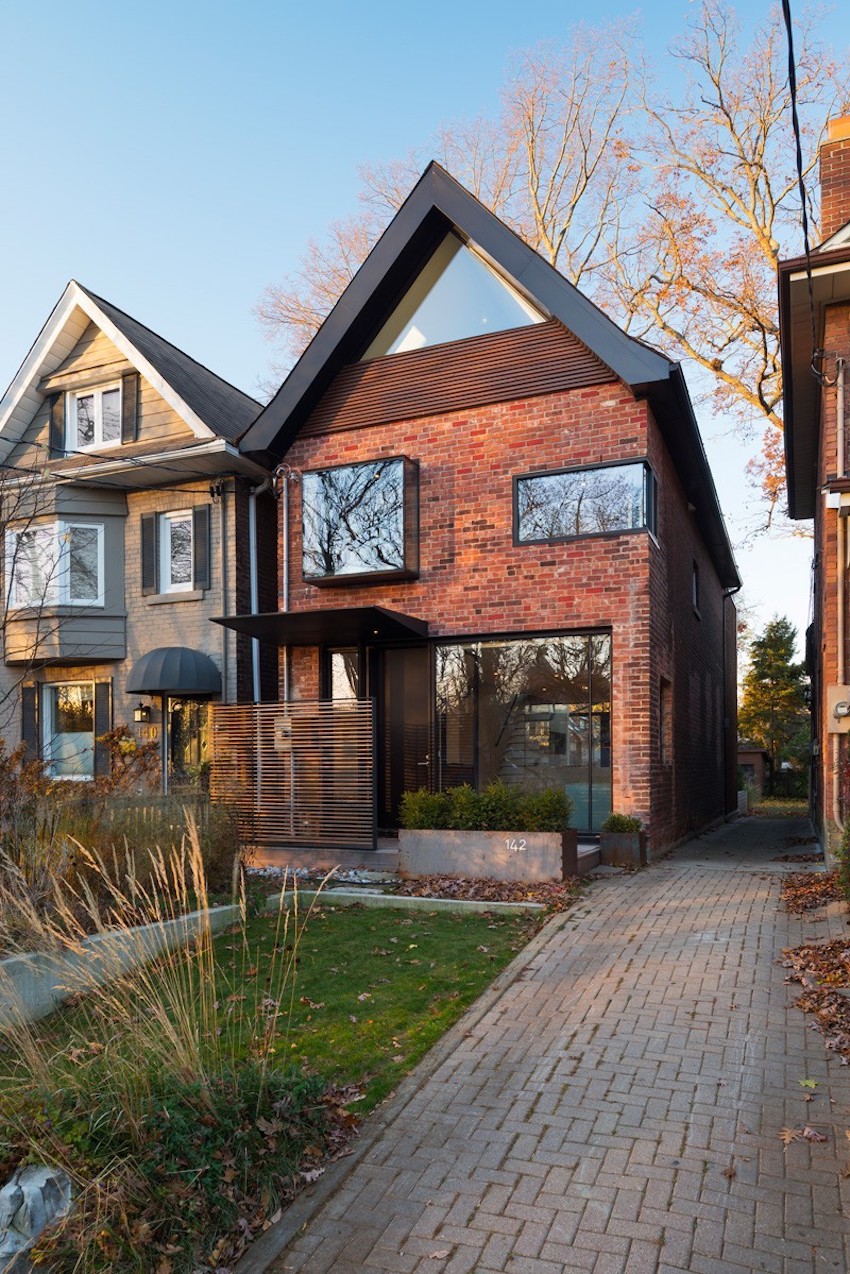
left=0, top=904, right=241, bottom=1028
left=235, top=904, right=580, bottom=1273
left=269, top=889, right=545, bottom=916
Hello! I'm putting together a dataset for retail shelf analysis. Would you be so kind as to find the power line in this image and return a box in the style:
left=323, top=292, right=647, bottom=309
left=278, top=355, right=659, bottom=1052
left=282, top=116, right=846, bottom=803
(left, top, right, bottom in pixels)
left=781, top=0, right=831, bottom=386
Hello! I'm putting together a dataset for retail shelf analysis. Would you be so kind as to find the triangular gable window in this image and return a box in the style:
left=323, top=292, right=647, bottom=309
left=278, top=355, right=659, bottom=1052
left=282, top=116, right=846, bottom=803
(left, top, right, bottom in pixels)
left=362, top=233, right=545, bottom=360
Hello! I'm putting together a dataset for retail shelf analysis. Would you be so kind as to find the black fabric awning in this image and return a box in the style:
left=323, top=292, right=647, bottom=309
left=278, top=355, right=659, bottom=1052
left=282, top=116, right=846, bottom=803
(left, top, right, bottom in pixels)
left=213, top=605, right=429, bottom=646
left=126, top=647, right=222, bottom=695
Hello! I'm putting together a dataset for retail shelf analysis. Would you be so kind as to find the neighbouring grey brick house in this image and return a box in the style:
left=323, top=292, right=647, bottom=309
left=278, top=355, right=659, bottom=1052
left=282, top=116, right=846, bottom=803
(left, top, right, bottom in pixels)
left=0, top=281, right=276, bottom=788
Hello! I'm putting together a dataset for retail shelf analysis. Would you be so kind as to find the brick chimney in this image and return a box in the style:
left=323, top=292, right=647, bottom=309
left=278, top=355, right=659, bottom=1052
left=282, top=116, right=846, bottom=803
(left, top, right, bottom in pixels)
left=820, top=115, right=850, bottom=241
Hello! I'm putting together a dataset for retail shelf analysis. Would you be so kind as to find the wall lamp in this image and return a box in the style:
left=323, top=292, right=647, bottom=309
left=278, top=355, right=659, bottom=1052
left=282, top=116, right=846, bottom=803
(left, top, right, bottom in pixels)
left=134, top=700, right=152, bottom=724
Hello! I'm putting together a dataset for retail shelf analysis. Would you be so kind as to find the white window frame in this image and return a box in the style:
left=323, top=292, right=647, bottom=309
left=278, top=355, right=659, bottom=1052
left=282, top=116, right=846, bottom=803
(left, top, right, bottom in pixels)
left=66, top=383, right=122, bottom=452
left=159, top=509, right=194, bottom=593
left=5, top=521, right=104, bottom=609
left=42, top=681, right=95, bottom=781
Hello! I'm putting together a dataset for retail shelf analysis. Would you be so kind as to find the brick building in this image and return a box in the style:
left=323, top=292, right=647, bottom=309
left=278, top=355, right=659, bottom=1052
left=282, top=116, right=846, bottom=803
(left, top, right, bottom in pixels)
left=226, top=165, right=740, bottom=855
left=0, top=282, right=276, bottom=789
left=781, top=115, right=850, bottom=848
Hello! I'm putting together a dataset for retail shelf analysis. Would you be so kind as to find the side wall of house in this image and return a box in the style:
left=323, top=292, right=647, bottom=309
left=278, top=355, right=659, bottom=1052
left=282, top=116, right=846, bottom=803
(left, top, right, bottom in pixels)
left=813, top=300, right=850, bottom=849
left=646, top=413, right=736, bottom=849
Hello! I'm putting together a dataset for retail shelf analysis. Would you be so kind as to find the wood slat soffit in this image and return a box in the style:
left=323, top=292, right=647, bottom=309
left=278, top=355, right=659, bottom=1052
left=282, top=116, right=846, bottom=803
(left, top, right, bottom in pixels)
left=301, top=320, right=615, bottom=437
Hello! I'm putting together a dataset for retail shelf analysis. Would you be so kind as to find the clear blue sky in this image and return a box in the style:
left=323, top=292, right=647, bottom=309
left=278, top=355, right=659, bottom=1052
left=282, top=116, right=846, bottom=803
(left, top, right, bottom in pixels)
left=0, top=0, right=821, bottom=653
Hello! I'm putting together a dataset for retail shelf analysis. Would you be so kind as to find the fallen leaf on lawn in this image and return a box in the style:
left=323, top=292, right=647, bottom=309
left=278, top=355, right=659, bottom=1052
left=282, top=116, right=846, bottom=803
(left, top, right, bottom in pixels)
left=799, top=1078, right=819, bottom=1089
left=357, top=992, right=372, bottom=1002
left=779, top=1128, right=802, bottom=1145
left=299, top=996, right=325, bottom=1010
left=803, top=1127, right=828, bottom=1142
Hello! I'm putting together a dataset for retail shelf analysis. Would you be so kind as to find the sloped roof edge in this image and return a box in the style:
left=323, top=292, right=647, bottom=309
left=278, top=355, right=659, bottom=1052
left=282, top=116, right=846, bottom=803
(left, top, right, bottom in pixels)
left=779, top=245, right=850, bottom=519
left=0, top=282, right=261, bottom=463
left=239, top=162, right=673, bottom=456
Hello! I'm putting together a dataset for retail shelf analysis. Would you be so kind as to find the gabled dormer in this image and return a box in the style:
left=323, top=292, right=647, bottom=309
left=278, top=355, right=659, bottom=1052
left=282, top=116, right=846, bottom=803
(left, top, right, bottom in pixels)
left=0, top=281, right=264, bottom=488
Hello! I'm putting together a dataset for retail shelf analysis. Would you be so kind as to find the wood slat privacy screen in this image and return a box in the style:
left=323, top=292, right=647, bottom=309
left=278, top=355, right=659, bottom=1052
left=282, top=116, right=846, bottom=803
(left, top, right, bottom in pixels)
left=209, top=701, right=376, bottom=850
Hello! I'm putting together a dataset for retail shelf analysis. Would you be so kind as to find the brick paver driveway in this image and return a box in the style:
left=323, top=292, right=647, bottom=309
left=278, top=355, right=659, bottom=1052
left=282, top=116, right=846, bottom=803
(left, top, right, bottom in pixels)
left=253, top=816, right=850, bottom=1274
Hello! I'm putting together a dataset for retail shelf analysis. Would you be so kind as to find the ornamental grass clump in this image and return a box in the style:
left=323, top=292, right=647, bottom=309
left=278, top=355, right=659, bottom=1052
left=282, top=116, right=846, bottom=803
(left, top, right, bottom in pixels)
left=0, top=818, right=334, bottom=1271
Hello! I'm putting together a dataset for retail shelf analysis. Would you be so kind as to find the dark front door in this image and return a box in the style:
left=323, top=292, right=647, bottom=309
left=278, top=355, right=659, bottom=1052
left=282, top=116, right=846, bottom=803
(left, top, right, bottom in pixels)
left=378, top=645, right=431, bottom=829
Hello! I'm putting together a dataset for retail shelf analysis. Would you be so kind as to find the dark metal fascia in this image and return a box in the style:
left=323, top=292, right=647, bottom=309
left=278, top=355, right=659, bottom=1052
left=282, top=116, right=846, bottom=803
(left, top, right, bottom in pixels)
left=239, top=162, right=675, bottom=459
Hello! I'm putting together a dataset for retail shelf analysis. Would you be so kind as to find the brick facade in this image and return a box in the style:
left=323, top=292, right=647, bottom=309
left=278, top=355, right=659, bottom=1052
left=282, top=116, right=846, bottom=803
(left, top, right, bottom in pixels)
left=820, top=115, right=850, bottom=241
left=281, top=373, right=734, bottom=854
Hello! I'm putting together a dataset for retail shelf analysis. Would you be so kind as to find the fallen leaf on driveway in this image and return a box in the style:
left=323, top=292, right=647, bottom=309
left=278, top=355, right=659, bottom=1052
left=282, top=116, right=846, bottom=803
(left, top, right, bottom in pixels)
left=803, top=1127, right=828, bottom=1143
left=779, top=1128, right=802, bottom=1145
left=799, top=1078, right=819, bottom=1089
left=429, top=1252, right=451, bottom=1260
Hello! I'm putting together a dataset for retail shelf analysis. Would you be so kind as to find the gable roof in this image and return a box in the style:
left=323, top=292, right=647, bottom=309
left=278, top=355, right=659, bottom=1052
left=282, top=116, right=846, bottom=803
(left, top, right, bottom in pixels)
left=0, top=280, right=261, bottom=462
left=241, top=162, right=740, bottom=591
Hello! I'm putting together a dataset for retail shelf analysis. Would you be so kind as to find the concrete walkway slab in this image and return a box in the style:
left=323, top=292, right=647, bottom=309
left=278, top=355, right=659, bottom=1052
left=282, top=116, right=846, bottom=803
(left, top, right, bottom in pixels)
left=250, top=816, right=850, bottom=1274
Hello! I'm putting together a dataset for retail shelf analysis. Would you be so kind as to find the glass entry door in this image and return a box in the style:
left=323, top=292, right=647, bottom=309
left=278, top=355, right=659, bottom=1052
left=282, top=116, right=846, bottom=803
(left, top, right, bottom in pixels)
left=377, top=645, right=431, bottom=830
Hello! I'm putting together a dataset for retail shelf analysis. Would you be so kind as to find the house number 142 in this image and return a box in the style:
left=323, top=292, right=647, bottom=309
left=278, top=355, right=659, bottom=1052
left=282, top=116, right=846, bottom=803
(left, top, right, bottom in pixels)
left=505, top=837, right=527, bottom=853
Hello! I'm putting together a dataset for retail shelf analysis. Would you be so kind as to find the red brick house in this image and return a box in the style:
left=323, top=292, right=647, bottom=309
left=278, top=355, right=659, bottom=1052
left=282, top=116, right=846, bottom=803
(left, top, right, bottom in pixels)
left=225, top=165, right=739, bottom=856
left=781, top=115, right=850, bottom=848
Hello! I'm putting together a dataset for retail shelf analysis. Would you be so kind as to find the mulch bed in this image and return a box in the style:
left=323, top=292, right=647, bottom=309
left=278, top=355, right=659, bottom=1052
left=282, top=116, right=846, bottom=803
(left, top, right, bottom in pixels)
left=391, top=874, right=583, bottom=912
left=780, top=870, right=843, bottom=913
left=782, top=938, right=850, bottom=1064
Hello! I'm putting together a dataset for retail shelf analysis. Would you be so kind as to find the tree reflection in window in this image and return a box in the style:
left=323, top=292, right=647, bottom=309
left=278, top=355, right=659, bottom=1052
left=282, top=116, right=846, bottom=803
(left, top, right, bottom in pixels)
left=516, top=463, right=655, bottom=543
left=302, top=458, right=415, bottom=580
left=435, top=633, right=612, bottom=831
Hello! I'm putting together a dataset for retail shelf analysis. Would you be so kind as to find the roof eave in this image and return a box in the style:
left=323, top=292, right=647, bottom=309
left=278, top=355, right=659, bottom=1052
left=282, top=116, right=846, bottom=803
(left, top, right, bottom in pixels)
left=779, top=248, right=850, bottom=520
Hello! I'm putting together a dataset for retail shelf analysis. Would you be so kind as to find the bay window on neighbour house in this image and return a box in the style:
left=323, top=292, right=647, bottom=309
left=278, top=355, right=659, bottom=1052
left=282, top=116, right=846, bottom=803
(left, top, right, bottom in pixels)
left=5, top=521, right=103, bottom=609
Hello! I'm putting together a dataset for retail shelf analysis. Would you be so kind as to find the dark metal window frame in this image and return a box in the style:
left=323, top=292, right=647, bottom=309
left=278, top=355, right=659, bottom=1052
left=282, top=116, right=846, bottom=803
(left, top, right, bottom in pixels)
left=512, top=457, right=658, bottom=547
left=301, top=455, right=420, bottom=587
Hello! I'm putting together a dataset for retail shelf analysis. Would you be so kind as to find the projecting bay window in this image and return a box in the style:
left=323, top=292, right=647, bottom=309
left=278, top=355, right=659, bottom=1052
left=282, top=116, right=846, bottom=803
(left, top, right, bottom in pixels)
left=301, top=456, right=419, bottom=585
left=5, top=521, right=104, bottom=609
left=515, top=460, right=657, bottom=545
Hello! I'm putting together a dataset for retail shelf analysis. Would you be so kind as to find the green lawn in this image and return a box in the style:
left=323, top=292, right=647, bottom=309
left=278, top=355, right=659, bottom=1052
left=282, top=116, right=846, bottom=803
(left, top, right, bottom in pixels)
left=214, top=900, right=541, bottom=1109
left=0, top=897, right=544, bottom=1269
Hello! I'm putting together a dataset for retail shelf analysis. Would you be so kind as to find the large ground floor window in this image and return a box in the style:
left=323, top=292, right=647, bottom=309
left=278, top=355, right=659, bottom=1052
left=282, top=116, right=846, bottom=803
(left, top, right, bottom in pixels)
left=435, top=633, right=612, bottom=832
left=324, top=632, right=612, bottom=833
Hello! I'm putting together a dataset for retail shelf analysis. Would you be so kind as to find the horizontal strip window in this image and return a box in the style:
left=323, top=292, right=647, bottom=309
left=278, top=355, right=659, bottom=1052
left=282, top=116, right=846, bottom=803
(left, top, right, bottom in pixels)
left=302, top=456, right=419, bottom=585
left=515, top=461, right=657, bottom=545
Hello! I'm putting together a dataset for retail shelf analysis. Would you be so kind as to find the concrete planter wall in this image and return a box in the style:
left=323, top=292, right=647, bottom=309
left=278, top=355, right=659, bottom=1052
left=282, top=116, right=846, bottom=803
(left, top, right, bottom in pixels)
left=398, top=828, right=578, bottom=882
left=599, top=830, right=648, bottom=869
left=0, top=904, right=241, bottom=1029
